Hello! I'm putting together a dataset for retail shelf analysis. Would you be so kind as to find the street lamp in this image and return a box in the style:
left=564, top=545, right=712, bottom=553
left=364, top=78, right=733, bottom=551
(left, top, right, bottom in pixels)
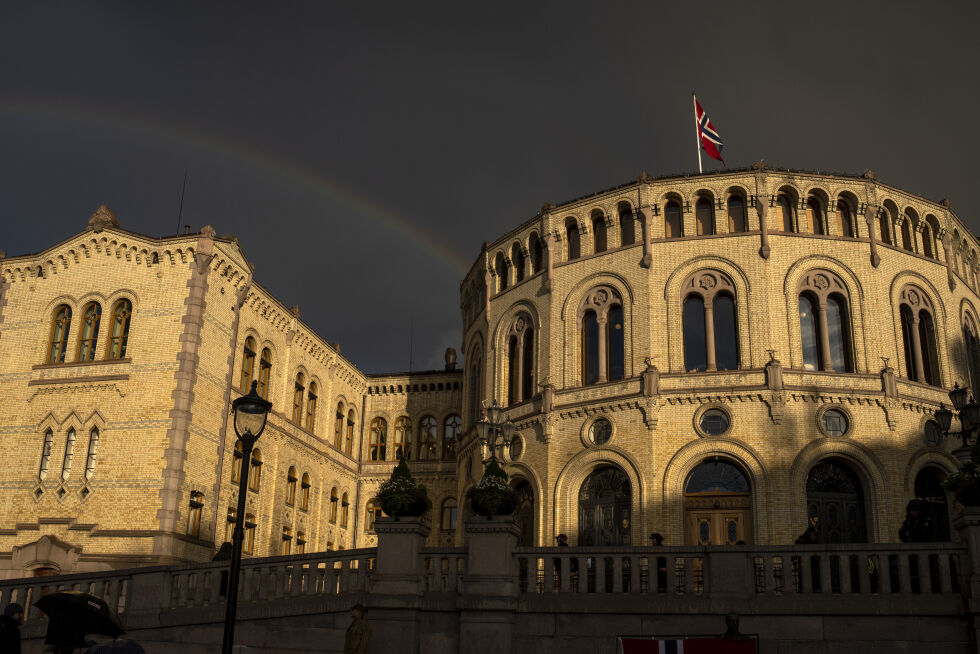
left=934, top=382, right=980, bottom=461
left=222, top=380, right=272, bottom=654
left=473, top=400, right=516, bottom=462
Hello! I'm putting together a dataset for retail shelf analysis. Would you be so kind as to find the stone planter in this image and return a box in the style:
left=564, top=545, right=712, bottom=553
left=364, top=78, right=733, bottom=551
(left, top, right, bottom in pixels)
left=370, top=516, right=431, bottom=596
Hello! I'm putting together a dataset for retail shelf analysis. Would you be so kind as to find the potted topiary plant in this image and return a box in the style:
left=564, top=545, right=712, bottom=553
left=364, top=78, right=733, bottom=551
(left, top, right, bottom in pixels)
left=943, top=443, right=980, bottom=507
left=376, top=455, right=431, bottom=519
left=468, top=459, right=519, bottom=518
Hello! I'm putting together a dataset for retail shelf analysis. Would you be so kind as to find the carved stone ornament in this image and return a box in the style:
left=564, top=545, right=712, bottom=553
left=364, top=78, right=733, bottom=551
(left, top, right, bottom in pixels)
left=798, top=269, right=847, bottom=299
left=290, top=305, right=301, bottom=318
left=578, top=285, right=621, bottom=318
left=200, top=224, right=216, bottom=239
left=862, top=169, right=877, bottom=181
left=637, top=171, right=653, bottom=183
left=683, top=270, right=734, bottom=302
left=899, top=285, right=933, bottom=313
left=87, top=205, right=119, bottom=231
left=752, top=159, right=768, bottom=171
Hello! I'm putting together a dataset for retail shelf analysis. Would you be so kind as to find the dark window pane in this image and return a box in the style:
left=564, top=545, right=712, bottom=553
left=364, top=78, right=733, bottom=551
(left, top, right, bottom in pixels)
left=713, top=294, right=738, bottom=371
left=728, top=197, right=746, bottom=233
left=608, top=306, right=624, bottom=381
left=696, top=199, right=713, bottom=236
left=522, top=327, right=534, bottom=401
left=593, top=215, right=607, bottom=253
left=900, top=305, right=916, bottom=379
left=699, top=409, right=730, bottom=436
left=779, top=195, right=794, bottom=232
left=684, top=296, right=707, bottom=372
left=512, top=244, right=525, bottom=283
left=582, top=311, right=599, bottom=385
left=529, top=234, right=543, bottom=273
left=566, top=219, right=580, bottom=260
left=920, top=310, right=939, bottom=386
left=619, top=208, right=635, bottom=246
left=665, top=202, right=682, bottom=238
left=685, top=460, right=748, bottom=493
left=826, top=295, right=851, bottom=372
left=799, top=294, right=820, bottom=371
left=590, top=418, right=612, bottom=445
left=508, top=336, right=519, bottom=404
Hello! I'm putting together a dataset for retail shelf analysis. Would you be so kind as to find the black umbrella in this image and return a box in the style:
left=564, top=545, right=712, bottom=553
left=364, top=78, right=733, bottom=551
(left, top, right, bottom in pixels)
left=85, top=638, right=145, bottom=654
left=35, top=591, right=125, bottom=647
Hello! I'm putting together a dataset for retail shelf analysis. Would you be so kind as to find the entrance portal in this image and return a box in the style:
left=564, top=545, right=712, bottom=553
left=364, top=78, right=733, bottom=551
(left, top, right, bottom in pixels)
left=806, top=459, right=867, bottom=543
left=683, top=459, right=752, bottom=545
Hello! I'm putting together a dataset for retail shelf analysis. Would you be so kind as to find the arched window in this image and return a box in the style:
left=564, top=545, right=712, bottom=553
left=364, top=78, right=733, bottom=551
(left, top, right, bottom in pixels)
left=899, top=286, right=940, bottom=385
left=394, top=416, right=411, bottom=460
left=695, top=197, right=714, bottom=236
left=77, top=302, right=102, bottom=361
left=286, top=466, right=297, bottom=506
left=665, top=201, right=683, bottom=238
left=296, top=531, right=306, bottom=554
left=879, top=207, right=893, bottom=245
left=231, top=441, right=243, bottom=484
left=444, top=415, right=460, bottom=459
left=225, top=508, right=236, bottom=543
left=243, top=514, right=256, bottom=554
left=511, top=243, right=525, bottom=283
left=727, top=195, right=746, bottom=233
left=345, top=410, right=355, bottom=455
left=578, top=466, right=631, bottom=546
left=507, top=314, right=534, bottom=404
left=778, top=194, right=795, bottom=232
left=682, top=271, right=739, bottom=372
left=494, top=252, right=508, bottom=292
left=106, top=299, right=132, bottom=360
left=529, top=233, right=543, bottom=274
left=806, top=460, right=867, bottom=543
left=579, top=286, right=625, bottom=385
left=39, top=429, right=54, bottom=480
left=836, top=200, right=855, bottom=237
left=513, top=480, right=534, bottom=546
left=684, top=459, right=752, bottom=545
left=618, top=203, right=635, bottom=246
left=334, top=402, right=345, bottom=449
left=922, top=224, right=935, bottom=259
left=565, top=218, right=580, bottom=260
left=366, top=500, right=382, bottom=532
left=419, top=415, right=437, bottom=460
left=901, top=219, right=914, bottom=251
left=240, top=337, right=256, bottom=391
left=84, top=427, right=99, bottom=480
left=797, top=271, right=854, bottom=373
left=187, top=491, right=204, bottom=538
left=965, top=316, right=980, bottom=399
left=60, top=428, right=76, bottom=481
left=292, top=373, right=305, bottom=423
left=301, top=473, right=311, bottom=511
left=305, top=382, right=318, bottom=432
left=369, top=418, right=387, bottom=461
left=248, top=449, right=262, bottom=492
left=468, top=347, right=483, bottom=426
left=806, top=197, right=825, bottom=235
left=330, top=488, right=339, bottom=523
left=47, top=305, right=72, bottom=364
left=257, top=348, right=272, bottom=399
left=592, top=211, right=607, bottom=253
left=441, top=498, right=458, bottom=531
left=341, top=492, right=350, bottom=527
left=282, top=527, right=294, bottom=555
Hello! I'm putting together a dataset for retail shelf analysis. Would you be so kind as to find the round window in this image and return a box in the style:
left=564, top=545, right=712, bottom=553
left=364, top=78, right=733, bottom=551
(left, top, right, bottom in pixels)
left=699, top=409, right=730, bottom=436
left=821, top=409, right=849, bottom=437
left=589, top=418, right=612, bottom=445
left=509, top=436, right=524, bottom=461
left=924, top=420, right=943, bottom=448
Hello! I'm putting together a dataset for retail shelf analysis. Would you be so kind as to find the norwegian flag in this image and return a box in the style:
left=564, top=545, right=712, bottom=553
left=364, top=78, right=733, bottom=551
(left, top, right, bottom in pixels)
left=694, top=97, right=725, bottom=164
left=618, top=636, right=757, bottom=654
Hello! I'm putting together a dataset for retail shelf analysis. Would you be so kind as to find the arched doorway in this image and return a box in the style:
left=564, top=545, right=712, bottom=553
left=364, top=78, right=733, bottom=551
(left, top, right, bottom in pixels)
left=578, top=466, right=631, bottom=545
left=806, top=460, right=868, bottom=543
left=914, top=466, right=951, bottom=542
left=513, top=479, right=535, bottom=546
left=683, top=459, right=753, bottom=545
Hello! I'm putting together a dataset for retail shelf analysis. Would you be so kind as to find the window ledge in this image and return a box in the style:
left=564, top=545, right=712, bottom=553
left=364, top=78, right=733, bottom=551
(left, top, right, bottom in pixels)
left=33, top=358, right=132, bottom=370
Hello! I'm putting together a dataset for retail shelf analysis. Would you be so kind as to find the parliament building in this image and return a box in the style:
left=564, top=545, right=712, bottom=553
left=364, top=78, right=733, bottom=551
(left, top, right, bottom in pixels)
left=1, top=165, right=978, bottom=578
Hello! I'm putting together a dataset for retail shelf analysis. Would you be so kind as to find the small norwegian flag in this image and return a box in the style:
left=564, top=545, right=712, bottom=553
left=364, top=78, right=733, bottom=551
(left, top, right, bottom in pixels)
left=694, top=97, right=725, bottom=164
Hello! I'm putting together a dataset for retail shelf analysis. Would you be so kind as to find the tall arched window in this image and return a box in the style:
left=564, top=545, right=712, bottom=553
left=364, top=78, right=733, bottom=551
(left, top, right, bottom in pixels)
left=330, top=488, right=339, bottom=523
left=579, top=286, right=625, bottom=385
left=806, top=460, right=867, bottom=543
left=922, top=224, right=935, bottom=259
left=836, top=199, right=855, bottom=237
left=901, top=219, right=914, bottom=252
left=84, top=427, right=99, bottom=480
left=441, top=498, right=458, bottom=531
left=899, top=286, right=940, bottom=385
left=243, top=514, right=256, bottom=554
left=240, top=337, right=256, bottom=391
left=47, top=305, right=72, bottom=364
left=286, top=466, right=297, bottom=506
left=444, top=415, right=460, bottom=459
left=565, top=218, right=580, bottom=260
left=618, top=203, right=635, bottom=246
left=345, top=410, right=355, bottom=455
left=506, top=314, right=534, bottom=404
left=778, top=194, right=795, bottom=232
left=592, top=210, right=607, bottom=253
left=419, top=415, right=437, bottom=460
left=366, top=500, right=382, bottom=532
left=334, top=402, right=344, bottom=449
left=681, top=271, right=739, bottom=372
left=61, top=428, right=76, bottom=481
left=727, top=195, right=746, bottom=233
left=494, top=252, right=507, bottom=292
left=695, top=197, right=714, bottom=236
left=965, top=316, right=980, bottom=399
left=341, top=492, right=350, bottom=527
left=468, top=346, right=483, bottom=426
left=665, top=201, right=683, bottom=238
left=511, top=243, right=525, bottom=283
left=529, top=233, right=543, bottom=274
left=292, top=373, right=305, bottom=423
left=305, top=382, right=318, bottom=432
left=301, top=473, right=311, bottom=511
left=369, top=418, right=387, bottom=461
left=231, top=441, right=243, bottom=484
left=77, top=302, right=102, bottom=362
left=879, top=207, right=893, bottom=245
left=248, top=449, right=262, bottom=491
left=39, top=429, right=53, bottom=480
left=394, top=416, right=411, bottom=460
left=806, top=197, right=825, bottom=235
left=257, top=348, right=272, bottom=399
left=106, top=299, right=132, bottom=360
left=797, top=270, right=854, bottom=372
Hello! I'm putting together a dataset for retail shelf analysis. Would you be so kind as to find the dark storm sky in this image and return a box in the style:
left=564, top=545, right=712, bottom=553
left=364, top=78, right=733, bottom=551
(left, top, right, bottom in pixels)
left=2, top=2, right=978, bottom=373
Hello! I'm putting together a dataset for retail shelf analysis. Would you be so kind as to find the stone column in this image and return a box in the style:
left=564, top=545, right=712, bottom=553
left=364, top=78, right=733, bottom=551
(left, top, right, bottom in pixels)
left=640, top=206, right=654, bottom=268
left=542, top=232, right=554, bottom=293
left=459, top=517, right=520, bottom=654
left=940, top=229, right=958, bottom=291
left=703, top=299, right=717, bottom=371
left=910, top=314, right=925, bottom=383
left=597, top=314, right=608, bottom=383
left=817, top=300, right=833, bottom=372
left=513, top=334, right=524, bottom=403
left=864, top=205, right=881, bottom=268
left=756, top=198, right=770, bottom=259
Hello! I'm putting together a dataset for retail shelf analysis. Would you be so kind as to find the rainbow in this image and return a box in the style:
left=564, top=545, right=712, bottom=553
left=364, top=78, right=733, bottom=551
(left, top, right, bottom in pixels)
left=0, top=95, right=471, bottom=275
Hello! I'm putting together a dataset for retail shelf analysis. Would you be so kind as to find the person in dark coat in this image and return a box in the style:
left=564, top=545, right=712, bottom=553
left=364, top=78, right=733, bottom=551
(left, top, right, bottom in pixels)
left=795, top=516, right=820, bottom=544
left=0, top=602, right=24, bottom=654
left=344, top=603, right=371, bottom=654
left=899, top=500, right=933, bottom=543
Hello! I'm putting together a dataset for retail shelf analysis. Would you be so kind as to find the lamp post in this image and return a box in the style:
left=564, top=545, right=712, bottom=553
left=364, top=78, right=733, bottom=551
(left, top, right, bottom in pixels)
left=935, top=382, right=980, bottom=464
left=473, top=400, right=517, bottom=463
left=222, top=380, right=272, bottom=654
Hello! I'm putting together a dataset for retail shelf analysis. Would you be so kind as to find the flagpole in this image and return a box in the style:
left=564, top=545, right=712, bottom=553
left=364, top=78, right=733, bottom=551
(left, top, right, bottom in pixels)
left=693, top=92, right=702, bottom=174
